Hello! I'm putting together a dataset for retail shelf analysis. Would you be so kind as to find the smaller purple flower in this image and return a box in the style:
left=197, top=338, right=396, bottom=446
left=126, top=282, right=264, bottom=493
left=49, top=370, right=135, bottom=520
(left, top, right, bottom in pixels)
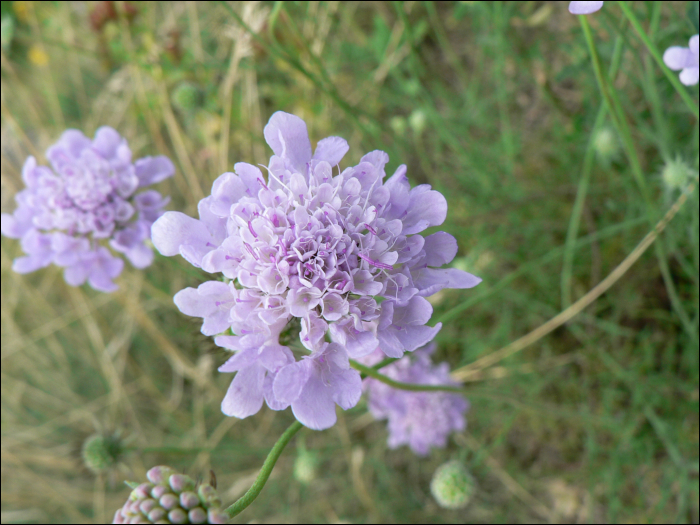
left=1, top=127, right=174, bottom=292
left=663, top=35, right=699, bottom=86
left=568, top=1, right=604, bottom=15
left=363, top=345, right=469, bottom=456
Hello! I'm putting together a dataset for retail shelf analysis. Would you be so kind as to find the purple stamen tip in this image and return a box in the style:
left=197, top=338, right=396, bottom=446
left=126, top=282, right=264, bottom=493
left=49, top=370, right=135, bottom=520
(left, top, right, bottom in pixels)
left=248, top=221, right=258, bottom=238
left=257, top=178, right=269, bottom=190
left=244, top=242, right=258, bottom=260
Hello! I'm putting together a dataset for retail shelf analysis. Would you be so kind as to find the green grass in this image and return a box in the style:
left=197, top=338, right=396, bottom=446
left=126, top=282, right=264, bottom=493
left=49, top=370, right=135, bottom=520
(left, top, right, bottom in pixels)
left=1, top=1, right=698, bottom=523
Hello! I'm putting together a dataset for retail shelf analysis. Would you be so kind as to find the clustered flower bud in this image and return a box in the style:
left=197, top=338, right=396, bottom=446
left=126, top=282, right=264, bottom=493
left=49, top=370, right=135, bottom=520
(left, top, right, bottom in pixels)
left=1, top=127, right=174, bottom=292
left=152, top=112, right=480, bottom=430
left=113, top=466, right=228, bottom=524
left=430, top=460, right=475, bottom=510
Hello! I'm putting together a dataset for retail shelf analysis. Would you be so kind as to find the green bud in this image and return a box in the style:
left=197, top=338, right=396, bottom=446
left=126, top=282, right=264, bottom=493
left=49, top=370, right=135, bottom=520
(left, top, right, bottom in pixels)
left=293, top=450, right=318, bottom=484
left=82, top=434, right=122, bottom=473
left=430, top=460, right=475, bottom=510
left=409, top=109, right=427, bottom=135
left=171, top=82, right=201, bottom=113
left=390, top=116, right=407, bottom=137
left=592, top=127, right=620, bottom=165
left=661, top=157, right=694, bottom=191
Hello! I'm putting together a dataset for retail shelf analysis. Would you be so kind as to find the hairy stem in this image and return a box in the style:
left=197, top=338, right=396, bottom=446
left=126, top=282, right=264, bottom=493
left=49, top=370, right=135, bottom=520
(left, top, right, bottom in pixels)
left=224, top=420, right=304, bottom=519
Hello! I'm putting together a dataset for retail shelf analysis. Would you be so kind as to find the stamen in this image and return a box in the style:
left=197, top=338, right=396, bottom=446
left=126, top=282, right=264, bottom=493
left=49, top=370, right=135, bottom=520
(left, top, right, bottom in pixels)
left=358, top=252, right=393, bottom=270
left=244, top=242, right=259, bottom=260
left=257, top=178, right=269, bottom=190
left=365, top=223, right=377, bottom=235
left=248, top=221, right=258, bottom=238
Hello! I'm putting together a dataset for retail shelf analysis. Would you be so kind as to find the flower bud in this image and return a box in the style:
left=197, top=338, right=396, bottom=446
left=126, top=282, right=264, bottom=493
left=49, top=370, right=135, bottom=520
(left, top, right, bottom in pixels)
left=293, top=449, right=319, bottom=484
left=409, top=109, right=427, bottom=135
left=112, top=466, right=227, bottom=523
left=592, top=127, right=620, bottom=166
left=430, top=460, right=475, bottom=510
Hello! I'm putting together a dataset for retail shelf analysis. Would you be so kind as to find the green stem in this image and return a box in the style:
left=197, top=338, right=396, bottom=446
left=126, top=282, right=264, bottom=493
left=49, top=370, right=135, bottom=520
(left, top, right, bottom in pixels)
left=372, top=357, right=399, bottom=370
left=617, top=1, right=699, bottom=119
left=580, top=16, right=698, bottom=345
left=350, top=359, right=468, bottom=395
left=224, top=420, right=303, bottom=519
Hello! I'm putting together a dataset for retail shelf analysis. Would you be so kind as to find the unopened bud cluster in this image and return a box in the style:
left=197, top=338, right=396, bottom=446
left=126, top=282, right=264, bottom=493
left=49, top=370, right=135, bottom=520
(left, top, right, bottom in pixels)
left=113, top=466, right=228, bottom=524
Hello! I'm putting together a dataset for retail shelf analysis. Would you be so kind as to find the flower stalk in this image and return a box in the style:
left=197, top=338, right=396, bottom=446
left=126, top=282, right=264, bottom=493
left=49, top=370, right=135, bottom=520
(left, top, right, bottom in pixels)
left=224, top=420, right=304, bottom=519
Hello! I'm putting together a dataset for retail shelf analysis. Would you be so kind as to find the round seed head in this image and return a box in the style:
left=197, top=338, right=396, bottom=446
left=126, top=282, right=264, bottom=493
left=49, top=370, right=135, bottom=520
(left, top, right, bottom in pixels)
left=171, top=82, right=201, bottom=112
left=430, top=460, right=476, bottom=510
left=662, top=157, right=694, bottom=191
left=593, top=127, right=620, bottom=165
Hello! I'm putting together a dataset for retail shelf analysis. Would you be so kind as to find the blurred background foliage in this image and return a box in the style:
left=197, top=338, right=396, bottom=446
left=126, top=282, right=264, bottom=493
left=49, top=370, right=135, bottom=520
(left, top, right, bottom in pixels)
left=1, top=1, right=698, bottom=523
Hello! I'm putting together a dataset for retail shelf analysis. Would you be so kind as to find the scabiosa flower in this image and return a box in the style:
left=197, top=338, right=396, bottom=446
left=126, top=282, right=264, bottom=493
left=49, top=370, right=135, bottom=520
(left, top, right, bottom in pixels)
left=663, top=35, right=699, bottom=86
left=113, top=466, right=227, bottom=524
left=568, top=1, right=604, bottom=15
left=1, top=127, right=174, bottom=292
left=152, top=111, right=480, bottom=430
left=363, top=345, right=469, bottom=456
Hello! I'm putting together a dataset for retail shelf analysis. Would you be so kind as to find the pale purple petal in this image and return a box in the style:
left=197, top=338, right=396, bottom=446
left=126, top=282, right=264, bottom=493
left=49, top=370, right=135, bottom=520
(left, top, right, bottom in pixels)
left=413, top=267, right=482, bottom=297
left=134, top=156, right=175, bottom=187
left=423, top=232, right=458, bottom=267
left=312, top=136, right=349, bottom=166
left=330, top=368, right=362, bottom=410
left=152, top=212, right=215, bottom=265
left=91, top=126, right=122, bottom=159
left=263, top=111, right=312, bottom=172
left=679, top=67, right=699, bottom=86
left=1, top=209, right=34, bottom=239
left=273, top=361, right=310, bottom=404
left=568, top=1, right=604, bottom=15
left=401, top=187, right=447, bottom=235
left=394, top=322, right=442, bottom=352
left=221, top=364, right=266, bottom=418
left=690, top=35, right=699, bottom=57
left=663, top=46, right=692, bottom=70
left=209, top=172, right=247, bottom=217
left=291, top=374, right=338, bottom=430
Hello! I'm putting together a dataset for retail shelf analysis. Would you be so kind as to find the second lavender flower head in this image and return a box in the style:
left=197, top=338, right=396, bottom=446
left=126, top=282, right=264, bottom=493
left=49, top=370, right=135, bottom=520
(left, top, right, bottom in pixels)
left=153, top=112, right=480, bottom=430
left=1, top=127, right=174, bottom=292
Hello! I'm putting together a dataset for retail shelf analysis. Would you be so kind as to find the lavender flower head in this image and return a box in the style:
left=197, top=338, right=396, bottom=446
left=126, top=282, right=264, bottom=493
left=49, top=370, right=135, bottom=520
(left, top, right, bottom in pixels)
left=363, top=345, right=469, bottom=456
left=663, top=34, right=699, bottom=86
left=152, top=112, right=480, bottom=430
left=1, top=127, right=174, bottom=292
left=568, top=1, right=604, bottom=15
